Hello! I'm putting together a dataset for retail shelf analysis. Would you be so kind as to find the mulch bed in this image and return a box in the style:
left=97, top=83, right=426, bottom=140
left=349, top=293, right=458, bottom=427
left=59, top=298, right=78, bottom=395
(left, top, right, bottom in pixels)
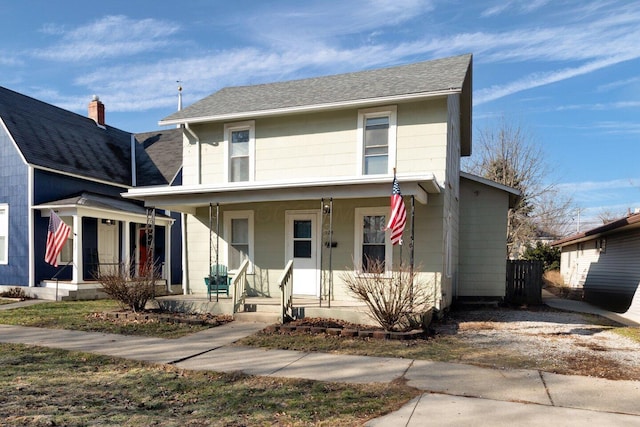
left=265, top=317, right=427, bottom=340
left=90, top=310, right=234, bottom=326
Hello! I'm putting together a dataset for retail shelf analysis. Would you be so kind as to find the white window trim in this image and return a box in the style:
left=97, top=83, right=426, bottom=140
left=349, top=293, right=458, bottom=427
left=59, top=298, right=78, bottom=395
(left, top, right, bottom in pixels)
left=353, top=207, right=392, bottom=275
left=356, top=106, right=397, bottom=176
left=0, top=204, right=8, bottom=265
left=223, top=120, right=256, bottom=183
left=223, top=210, right=254, bottom=274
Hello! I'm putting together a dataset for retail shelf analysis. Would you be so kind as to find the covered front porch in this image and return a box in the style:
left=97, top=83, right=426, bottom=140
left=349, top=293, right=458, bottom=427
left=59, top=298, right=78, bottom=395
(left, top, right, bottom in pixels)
left=125, top=174, right=442, bottom=323
left=33, top=193, right=175, bottom=297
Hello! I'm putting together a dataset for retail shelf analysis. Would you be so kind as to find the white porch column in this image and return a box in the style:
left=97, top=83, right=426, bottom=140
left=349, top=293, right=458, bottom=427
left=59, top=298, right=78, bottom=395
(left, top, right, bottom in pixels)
left=122, top=220, right=131, bottom=270
left=72, top=215, right=83, bottom=284
left=165, top=220, right=172, bottom=291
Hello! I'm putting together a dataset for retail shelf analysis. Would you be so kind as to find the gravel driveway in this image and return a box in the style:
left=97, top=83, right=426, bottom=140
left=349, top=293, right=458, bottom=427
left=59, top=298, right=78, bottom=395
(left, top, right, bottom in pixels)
left=434, top=307, right=640, bottom=380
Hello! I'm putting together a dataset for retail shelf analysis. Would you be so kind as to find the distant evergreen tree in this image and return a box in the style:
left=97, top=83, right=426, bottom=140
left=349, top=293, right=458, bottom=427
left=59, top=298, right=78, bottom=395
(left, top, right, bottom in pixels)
left=521, top=242, right=560, bottom=271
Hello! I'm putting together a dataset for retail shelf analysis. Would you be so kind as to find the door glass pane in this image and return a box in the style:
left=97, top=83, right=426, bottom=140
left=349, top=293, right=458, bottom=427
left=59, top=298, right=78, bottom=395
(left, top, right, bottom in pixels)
left=294, top=241, right=312, bottom=258
left=294, top=220, right=312, bottom=239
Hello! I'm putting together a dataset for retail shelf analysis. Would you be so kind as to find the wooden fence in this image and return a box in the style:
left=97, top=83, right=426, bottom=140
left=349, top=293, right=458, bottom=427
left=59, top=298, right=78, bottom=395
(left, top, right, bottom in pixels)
left=506, top=260, right=543, bottom=305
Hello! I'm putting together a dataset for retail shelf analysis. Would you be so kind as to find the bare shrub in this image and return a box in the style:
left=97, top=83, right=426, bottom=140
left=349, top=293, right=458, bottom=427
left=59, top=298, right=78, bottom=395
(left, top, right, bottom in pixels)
left=1, top=287, right=27, bottom=299
left=341, top=258, right=435, bottom=332
left=94, top=262, right=160, bottom=312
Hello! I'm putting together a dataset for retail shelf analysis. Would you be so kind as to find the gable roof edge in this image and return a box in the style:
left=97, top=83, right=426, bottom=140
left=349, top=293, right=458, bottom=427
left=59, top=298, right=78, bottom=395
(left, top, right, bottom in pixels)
left=159, top=89, right=460, bottom=126
left=0, top=117, right=29, bottom=166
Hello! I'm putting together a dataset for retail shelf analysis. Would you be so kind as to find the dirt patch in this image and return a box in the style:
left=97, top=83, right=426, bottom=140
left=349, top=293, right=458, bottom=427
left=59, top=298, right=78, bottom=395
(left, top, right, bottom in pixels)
left=436, top=306, right=640, bottom=380
left=89, top=310, right=234, bottom=327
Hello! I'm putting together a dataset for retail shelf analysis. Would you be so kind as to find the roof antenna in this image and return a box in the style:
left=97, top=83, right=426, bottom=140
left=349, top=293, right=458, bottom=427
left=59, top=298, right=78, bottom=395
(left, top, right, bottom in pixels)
left=177, top=80, right=183, bottom=111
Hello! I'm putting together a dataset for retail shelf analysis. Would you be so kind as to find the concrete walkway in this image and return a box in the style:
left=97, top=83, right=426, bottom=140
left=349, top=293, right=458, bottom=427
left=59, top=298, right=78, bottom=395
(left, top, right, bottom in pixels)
left=1, top=296, right=640, bottom=426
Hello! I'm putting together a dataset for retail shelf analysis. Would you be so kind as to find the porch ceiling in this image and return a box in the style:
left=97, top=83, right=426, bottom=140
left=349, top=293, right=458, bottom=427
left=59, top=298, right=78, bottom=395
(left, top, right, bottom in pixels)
left=123, top=174, right=440, bottom=214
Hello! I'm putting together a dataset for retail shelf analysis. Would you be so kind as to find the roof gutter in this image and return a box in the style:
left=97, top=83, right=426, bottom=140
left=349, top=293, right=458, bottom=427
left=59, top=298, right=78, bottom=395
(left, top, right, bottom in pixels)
left=159, top=89, right=460, bottom=127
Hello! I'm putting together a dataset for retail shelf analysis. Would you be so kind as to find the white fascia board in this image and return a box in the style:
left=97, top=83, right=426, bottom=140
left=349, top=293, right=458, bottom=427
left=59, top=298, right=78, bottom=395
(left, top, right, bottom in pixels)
left=159, top=90, right=459, bottom=126
left=33, top=205, right=174, bottom=225
left=124, top=174, right=439, bottom=208
left=460, top=171, right=521, bottom=196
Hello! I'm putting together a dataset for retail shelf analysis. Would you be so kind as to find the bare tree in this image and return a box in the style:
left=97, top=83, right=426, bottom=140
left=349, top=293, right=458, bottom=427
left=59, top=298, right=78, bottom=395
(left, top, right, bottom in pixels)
left=597, top=208, right=627, bottom=224
left=464, top=116, right=574, bottom=257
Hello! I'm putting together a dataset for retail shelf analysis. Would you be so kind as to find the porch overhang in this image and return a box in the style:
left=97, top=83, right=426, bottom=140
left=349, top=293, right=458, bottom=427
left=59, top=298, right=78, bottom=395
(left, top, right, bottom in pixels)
left=32, top=192, right=174, bottom=226
left=123, top=174, right=441, bottom=214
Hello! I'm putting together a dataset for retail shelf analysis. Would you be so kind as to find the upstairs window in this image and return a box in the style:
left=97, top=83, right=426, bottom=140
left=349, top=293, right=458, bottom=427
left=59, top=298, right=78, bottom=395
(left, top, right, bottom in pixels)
left=224, top=121, right=255, bottom=182
left=0, top=205, right=7, bottom=264
left=357, top=106, right=397, bottom=176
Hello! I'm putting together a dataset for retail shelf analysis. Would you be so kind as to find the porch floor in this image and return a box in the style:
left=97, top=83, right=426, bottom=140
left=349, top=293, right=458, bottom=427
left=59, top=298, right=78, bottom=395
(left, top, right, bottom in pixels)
left=157, top=294, right=368, bottom=308
left=155, top=294, right=374, bottom=325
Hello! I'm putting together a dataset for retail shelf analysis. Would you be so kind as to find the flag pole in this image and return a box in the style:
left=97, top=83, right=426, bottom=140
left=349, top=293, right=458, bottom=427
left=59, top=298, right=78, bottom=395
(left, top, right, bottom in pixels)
left=410, top=195, right=415, bottom=303
left=393, top=168, right=403, bottom=265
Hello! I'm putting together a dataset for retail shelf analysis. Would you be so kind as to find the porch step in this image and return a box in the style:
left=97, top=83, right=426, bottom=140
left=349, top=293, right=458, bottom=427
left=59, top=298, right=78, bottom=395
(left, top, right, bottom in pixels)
left=243, top=302, right=281, bottom=313
left=234, top=311, right=280, bottom=323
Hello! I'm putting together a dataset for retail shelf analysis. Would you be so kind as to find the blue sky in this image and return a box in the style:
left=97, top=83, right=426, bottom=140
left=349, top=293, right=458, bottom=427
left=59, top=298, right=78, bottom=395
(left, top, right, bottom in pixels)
left=1, top=0, right=639, bottom=231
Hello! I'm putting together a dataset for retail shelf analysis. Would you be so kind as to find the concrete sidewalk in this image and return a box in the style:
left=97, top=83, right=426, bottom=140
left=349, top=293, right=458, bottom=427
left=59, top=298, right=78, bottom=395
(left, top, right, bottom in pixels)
left=1, top=297, right=640, bottom=425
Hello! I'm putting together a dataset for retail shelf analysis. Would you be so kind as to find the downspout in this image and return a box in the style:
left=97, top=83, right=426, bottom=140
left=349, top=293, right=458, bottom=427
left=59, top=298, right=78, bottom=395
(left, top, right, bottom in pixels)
left=184, top=123, right=201, bottom=185
left=130, top=134, right=137, bottom=187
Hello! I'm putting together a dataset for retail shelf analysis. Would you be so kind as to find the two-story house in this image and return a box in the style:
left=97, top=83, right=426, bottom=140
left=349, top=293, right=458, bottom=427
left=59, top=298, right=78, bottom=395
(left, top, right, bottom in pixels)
left=125, top=54, right=519, bottom=317
left=0, top=87, right=183, bottom=299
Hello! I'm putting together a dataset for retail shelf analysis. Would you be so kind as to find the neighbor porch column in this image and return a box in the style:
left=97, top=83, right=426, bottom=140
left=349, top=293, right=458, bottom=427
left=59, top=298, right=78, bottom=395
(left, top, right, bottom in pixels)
left=72, top=215, right=83, bottom=284
left=122, top=220, right=131, bottom=271
left=165, top=221, right=172, bottom=290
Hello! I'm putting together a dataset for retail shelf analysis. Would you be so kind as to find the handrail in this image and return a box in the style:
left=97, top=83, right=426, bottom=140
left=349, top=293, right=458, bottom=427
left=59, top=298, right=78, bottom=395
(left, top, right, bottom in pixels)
left=278, top=259, right=294, bottom=323
left=232, top=259, right=250, bottom=313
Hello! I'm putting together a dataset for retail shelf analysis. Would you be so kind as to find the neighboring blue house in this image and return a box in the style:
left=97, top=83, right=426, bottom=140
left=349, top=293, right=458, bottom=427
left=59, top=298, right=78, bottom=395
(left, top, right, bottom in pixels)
left=0, top=86, right=182, bottom=298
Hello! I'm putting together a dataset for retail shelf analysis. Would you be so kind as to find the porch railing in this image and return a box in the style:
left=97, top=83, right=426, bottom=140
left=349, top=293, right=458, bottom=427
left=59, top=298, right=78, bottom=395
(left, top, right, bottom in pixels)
left=278, top=259, right=294, bottom=323
left=232, top=259, right=250, bottom=313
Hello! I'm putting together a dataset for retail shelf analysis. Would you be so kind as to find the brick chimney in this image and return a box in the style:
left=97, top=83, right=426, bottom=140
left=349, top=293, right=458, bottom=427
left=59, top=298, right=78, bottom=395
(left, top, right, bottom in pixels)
left=88, top=95, right=105, bottom=125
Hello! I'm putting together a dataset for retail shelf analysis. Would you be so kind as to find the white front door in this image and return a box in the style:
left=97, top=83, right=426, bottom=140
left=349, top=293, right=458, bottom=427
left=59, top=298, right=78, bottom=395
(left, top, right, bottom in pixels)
left=285, top=211, right=320, bottom=296
left=98, top=221, right=119, bottom=274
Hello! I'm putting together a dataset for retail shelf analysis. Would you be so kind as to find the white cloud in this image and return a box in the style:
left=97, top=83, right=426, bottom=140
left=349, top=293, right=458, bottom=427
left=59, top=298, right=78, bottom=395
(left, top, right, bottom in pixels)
left=474, top=55, right=639, bottom=105
left=558, top=178, right=637, bottom=192
left=32, top=15, right=181, bottom=62
left=30, top=1, right=640, bottom=114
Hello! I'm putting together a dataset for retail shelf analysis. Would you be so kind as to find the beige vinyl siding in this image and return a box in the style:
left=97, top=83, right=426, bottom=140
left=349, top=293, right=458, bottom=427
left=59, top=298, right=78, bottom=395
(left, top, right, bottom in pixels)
left=396, top=98, right=448, bottom=182
left=182, top=98, right=450, bottom=186
left=182, top=132, right=200, bottom=185
left=256, top=111, right=356, bottom=180
left=458, top=178, right=509, bottom=297
left=198, top=124, right=225, bottom=184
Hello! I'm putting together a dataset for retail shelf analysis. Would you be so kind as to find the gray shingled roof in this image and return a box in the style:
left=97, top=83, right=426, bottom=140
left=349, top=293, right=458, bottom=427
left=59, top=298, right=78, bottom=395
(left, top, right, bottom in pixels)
left=135, top=129, right=183, bottom=184
left=36, top=192, right=170, bottom=218
left=161, top=54, right=472, bottom=124
left=0, top=86, right=167, bottom=187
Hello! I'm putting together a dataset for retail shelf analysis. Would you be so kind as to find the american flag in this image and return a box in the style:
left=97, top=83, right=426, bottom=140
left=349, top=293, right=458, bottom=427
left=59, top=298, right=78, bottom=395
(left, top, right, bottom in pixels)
left=44, top=210, right=71, bottom=267
left=386, top=175, right=407, bottom=245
